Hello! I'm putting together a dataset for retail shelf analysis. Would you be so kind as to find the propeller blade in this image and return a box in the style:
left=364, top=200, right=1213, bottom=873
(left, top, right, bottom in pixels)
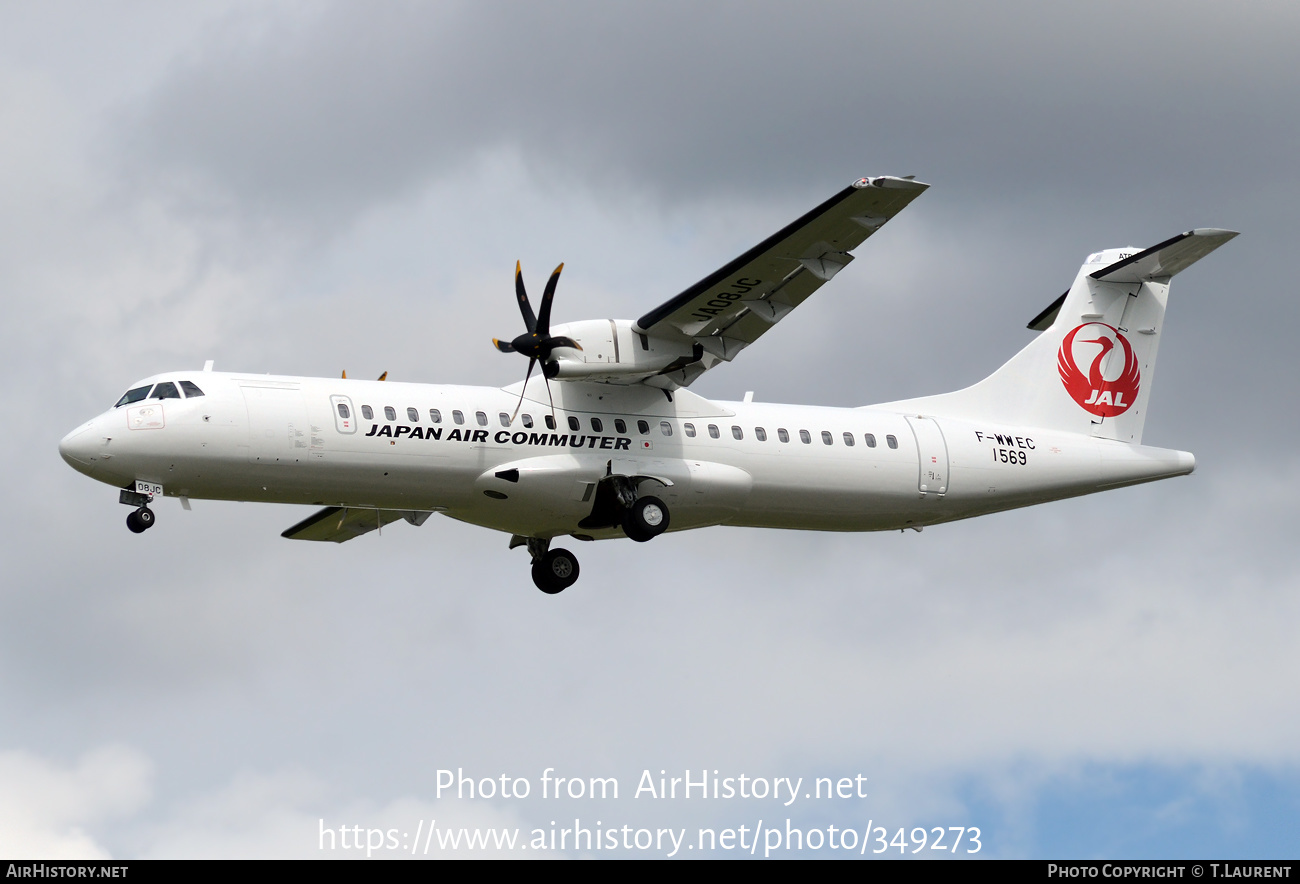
left=377, top=371, right=388, bottom=381
left=515, top=261, right=537, bottom=333
left=510, top=358, right=537, bottom=423
left=543, top=371, right=557, bottom=422
left=535, top=263, right=564, bottom=333
left=499, top=261, right=569, bottom=377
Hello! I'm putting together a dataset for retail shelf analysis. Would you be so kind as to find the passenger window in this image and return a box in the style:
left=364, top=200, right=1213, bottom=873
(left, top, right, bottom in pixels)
left=799, top=429, right=811, bottom=444
left=152, top=382, right=181, bottom=400
left=430, top=409, right=442, bottom=423
left=684, top=422, right=696, bottom=437
left=114, top=386, right=152, bottom=408
left=362, top=405, right=374, bottom=420
left=732, top=426, right=743, bottom=440
left=337, top=403, right=351, bottom=419
left=453, top=410, right=465, bottom=425
left=843, top=432, right=855, bottom=447
left=707, top=424, right=720, bottom=439
left=568, top=416, right=580, bottom=431
left=755, top=427, right=767, bottom=442
left=822, top=431, right=833, bottom=445
left=407, top=407, right=419, bottom=422
left=522, top=414, right=534, bottom=428
left=179, top=381, right=205, bottom=398
left=778, top=428, right=789, bottom=443
left=614, top=418, right=626, bottom=434
left=637, top=420, right=650, bottom=434
left=384, top=406, right=396, bottom=421
left=545, top=415, right=556, bottom=430
left=660, top=421, right=673, bottom=436
left=887, top=434, right=898, bottom=449
left=865, top=433, right=877, bottom=448
left=591, top=418, right=603, bottom=432
left=499, top=412, right=511, bottom=427
left=476, top=411, right=488, bottom=427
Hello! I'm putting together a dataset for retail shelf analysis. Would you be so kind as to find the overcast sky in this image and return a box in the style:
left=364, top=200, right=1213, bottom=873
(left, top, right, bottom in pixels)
left=4, top=0, right=1299, bottom=858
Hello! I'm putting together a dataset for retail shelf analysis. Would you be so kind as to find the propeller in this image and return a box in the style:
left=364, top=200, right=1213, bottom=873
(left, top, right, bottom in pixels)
left=493, top=262, right=581, bottom=419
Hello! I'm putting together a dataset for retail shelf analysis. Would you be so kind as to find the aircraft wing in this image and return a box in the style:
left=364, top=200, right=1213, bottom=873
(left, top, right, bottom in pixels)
left=635, top=176, right=928, bottom=386
left=281, top=506, right=435, bottom=542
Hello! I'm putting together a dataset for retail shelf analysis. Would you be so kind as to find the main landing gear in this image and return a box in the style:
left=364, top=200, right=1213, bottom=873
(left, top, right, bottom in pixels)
left=518, top=537, right=580, bottom=594
left=621, top=495, right=670, bottom=543
left=532, top=547, right=580, bottom=595
left=515, top=487, right=672, bottom=594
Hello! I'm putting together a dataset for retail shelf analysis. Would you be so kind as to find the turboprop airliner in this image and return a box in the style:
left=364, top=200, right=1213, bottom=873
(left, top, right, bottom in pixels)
left=58, top=177, right=1236, bottom=593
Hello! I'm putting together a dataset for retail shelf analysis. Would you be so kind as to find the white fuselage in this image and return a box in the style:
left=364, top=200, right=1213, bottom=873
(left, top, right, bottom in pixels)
left=59, top=370, right=1194, bottom=542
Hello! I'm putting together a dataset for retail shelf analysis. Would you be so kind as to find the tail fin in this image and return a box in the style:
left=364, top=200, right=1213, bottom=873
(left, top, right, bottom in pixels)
left=883, top=229, right=1237, bottom=443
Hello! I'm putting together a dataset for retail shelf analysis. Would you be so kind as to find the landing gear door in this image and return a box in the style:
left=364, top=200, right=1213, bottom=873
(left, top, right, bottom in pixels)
left=905, top=415, right=949, bottom=497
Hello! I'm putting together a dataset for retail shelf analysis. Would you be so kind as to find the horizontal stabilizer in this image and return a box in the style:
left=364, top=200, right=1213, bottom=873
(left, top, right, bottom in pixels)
left=281, top=506, right=435, bottom=542
left=1090, top=228, right=1238, bottom=283
left=1027, top=290, right=1068, bottom=331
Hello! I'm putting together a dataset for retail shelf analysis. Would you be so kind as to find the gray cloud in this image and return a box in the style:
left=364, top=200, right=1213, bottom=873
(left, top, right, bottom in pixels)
left=131, top=2, right=1300, bottom=216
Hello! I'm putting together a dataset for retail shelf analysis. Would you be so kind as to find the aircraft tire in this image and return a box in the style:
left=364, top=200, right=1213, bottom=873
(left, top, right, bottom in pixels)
left=622, top=496, right=669, bottom=543
left=532, top=548, right=580, bottom=594
left=126, top=511, right=147, bottom=533
left=136, top=507, right=155, bottom=530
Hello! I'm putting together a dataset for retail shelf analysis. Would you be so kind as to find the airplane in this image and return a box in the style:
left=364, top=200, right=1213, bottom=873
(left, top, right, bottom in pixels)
left=58, top=176, right=1237, bottom=594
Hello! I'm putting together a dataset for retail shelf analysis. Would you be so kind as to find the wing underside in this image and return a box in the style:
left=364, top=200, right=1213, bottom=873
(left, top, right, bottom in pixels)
left=281, top=506, right=434, bottom=542
left=635, top=176, right=928, bottom=386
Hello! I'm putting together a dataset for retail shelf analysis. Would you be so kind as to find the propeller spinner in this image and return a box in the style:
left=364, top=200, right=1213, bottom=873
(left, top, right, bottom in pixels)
left=494, top=262, right=581, bottom=418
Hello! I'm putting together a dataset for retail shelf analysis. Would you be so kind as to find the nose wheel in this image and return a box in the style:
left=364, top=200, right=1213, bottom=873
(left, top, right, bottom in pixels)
left=126, top=506, right=155, bottom=534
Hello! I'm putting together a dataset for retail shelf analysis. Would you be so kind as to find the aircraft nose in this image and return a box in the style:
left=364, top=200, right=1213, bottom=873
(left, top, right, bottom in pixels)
left=59, top=422, right=100, bottom=473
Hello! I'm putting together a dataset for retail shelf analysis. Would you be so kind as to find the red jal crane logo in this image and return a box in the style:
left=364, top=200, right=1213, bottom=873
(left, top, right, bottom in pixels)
left=1058, top=322, right=1141, bottom=417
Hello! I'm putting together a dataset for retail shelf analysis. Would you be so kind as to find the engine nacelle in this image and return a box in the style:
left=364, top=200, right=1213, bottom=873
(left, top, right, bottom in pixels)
left=546, top=319, right=700, bottom=385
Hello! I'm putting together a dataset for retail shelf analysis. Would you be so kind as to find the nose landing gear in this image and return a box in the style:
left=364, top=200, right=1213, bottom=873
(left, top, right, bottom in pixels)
left=125, top=506, right=155, bottom=533
left=120, top=486, right=157, bottom=534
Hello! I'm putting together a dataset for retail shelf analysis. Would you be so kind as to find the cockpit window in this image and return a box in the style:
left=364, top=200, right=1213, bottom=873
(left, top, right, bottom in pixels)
left=151, top=382, right=181, bottom=400
left=115, top=386, right=151, bottom=408
left=180, top=381, right=205, bottom=398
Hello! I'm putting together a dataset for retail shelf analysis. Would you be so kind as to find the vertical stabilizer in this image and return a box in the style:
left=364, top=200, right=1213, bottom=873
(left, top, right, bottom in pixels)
left=879, top=229, right=1236, bottom=443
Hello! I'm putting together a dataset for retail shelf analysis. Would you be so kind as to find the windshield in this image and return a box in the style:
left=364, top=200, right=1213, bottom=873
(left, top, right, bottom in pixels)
left=115, top=386, right=151, bottom=408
